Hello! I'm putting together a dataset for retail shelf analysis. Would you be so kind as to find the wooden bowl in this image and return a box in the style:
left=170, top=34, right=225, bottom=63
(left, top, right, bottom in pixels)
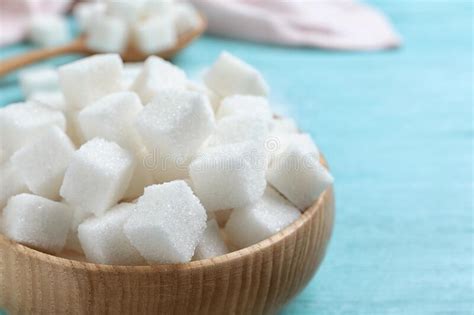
left=0, top=158, right=334, bottom=315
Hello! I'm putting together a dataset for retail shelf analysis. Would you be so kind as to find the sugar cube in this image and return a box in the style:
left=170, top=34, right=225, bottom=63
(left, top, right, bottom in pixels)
left=122, top=62, right=143, bottom=89
left=65, top=110, right=85, bottom=146
left=58, top=54, right=123, bottom=109
left=189, top=141, right=267, bottom=211
left=0, top=162, right=29, bottom=209
left=60, top=138, right=136, bottom=216
left=269, top=117, right=298, bottom=134
left=225, top=186, right=301, bottom=249
left=204, top=52, right=269, bottom=97
left=78, top=91, right=144, bottom=151
left=106, top=0, right=146, bottom=25
left=124, top=181, right=207, bottom=264
left=28, top=15, right=70, bottom=47
left=173, top=2, right=201, bottom=35
left=217, top=95, right=272, bottom=121
left=64, top=207, right=92, bottom=254
left=19, top=67, right=59, bottom=97
left=266, top=133, right=319, bottom=163
left=11, top=127, right=75, bottom=200
left=0, top=102, right=66, bottom=157
left=207, top=115, right=269, bottom=148
left=123, top=149, right=155, bottom=200
left=28, top=91, right=67, bottom=112
left=2, top=193, right=73, bottom=254
left=143, top=0, right=174, bottom=16
left=78, top=203, right=144, bottom=265
left=132, top=15, right=177, bottom=55
left=0, top=148, right=6, bottom=165
left=73, top=2, right=106, bottom=32
left=206, top=211, right=215, bottom=221
left=131, top=56, right=187, bottom=103
left=147, top=156, right=190, bottom=184
left=193, top=219, right=229, bottom=260
left=267, top=144, right=333, bottom=210
left=135, top=88, right=215, bottom=167
left=186, top=81, right=222, bottom=112
left=86, top=15, right=129, bottom=53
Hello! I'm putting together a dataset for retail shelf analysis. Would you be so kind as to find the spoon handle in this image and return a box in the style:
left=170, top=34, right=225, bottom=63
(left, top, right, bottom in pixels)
left=0, top=38, right=89, bottom=77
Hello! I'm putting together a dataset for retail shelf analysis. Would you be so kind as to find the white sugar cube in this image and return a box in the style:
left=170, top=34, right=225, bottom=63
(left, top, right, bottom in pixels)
left=269, top=117, right=298, bottom=134
left=0, top=149, right=6, bottom=165
left=123, top=62, right=143, bottom=89
left=143, top=0, right=174, bottom=16
left=186, top=81, right=222, bottom=112
left=28, top=15, right=70, bottom=47
left=11, top=126, right=75, bottom=200
left=124, top=181, right=207, bottom=264
left=78, top=91, right=144, bottom=151
left=131, top=56, right=187, bottom=103
left=0, top=162, right=29, bottom=209
left=2, top=194, right=73, bottom=254
left=206, top=211, right=215, bottom=221
left=207, top=115, right=269, bottom=148
left=78, top=203, right=144, bottom=265
left=106, top=0, right=146, bottom=25
left=73, top=2, right=106, bottom=32
left=194, top=219, right=229, bottom=260
left=86, top=15, right=129, bottom=53
left=29, top=91, right=67, bottom=112
left=173, top=2, right=201, bottom=35
left=217, top=95, right=272, bottom=121
left=132, top=15, right=177, bottom=55
left=0, top=102, right=66, bottom=157
left=267, top=133, right=319, bottom=162
left=60, top=138, right=136, bottom=216
left=19, top=67, right=59, bottom=97
left=135, top=88, right=215, bottom=172
left=149, top=156, right=189, bottom=184
left=64, top=207, right=92, bottom=254
left=59, top=54, right=123, bottom=109
left=65, top=110, right=85, bottom=146
left=225, top=186, right=301, bottom=249
left=123, top=149, right=155, bottom=200
left=267, top=144, right=333, bottom=210
left=204, top=52, right=269, bottom=97
left=189, top=142, right=267, bottom=211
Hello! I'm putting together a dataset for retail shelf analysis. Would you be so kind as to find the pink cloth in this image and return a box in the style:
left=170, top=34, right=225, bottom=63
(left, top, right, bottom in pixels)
left=0, top=0, right=72, bottom=46
left=191, top=0, right=401, bottom=50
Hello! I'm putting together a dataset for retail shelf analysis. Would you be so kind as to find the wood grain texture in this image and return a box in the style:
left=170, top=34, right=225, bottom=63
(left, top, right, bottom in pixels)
left=0, top=15, right=207, bottom=77
left=0, top=161, right=334, bottom=315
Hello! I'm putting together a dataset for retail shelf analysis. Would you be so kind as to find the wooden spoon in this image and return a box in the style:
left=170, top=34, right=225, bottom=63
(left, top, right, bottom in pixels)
left=0, top=15, right=207, bottom=77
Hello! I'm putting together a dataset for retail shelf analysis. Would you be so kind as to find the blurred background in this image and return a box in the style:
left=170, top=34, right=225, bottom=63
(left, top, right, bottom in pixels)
left=0, top=0, right=472, bottom=314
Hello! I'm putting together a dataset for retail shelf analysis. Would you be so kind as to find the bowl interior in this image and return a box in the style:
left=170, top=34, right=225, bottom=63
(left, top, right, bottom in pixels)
left=1, top=155, right=331, bottom=274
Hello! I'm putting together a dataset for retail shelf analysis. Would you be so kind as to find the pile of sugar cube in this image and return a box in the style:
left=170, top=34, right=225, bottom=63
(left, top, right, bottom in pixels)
left=74, top=0, right=201, bottom=54
left=27, top=14, right=71, bottom=47
left=0, top=52, right=333, bottom=265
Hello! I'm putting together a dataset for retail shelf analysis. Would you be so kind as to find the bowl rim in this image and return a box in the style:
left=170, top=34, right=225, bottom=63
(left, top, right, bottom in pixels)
left=0, top=158, right=331, bottom=273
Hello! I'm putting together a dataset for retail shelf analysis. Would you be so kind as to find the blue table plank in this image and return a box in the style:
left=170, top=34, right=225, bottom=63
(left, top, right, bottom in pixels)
left=0, top=1, right=472, bottom=314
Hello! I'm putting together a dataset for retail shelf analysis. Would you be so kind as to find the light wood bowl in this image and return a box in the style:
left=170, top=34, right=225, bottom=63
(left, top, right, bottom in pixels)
left=0, top=157, right=334, bottom=315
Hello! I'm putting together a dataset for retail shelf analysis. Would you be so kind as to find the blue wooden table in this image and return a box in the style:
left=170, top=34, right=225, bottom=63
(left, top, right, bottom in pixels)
left=0, top=1, right=472, bottom=314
